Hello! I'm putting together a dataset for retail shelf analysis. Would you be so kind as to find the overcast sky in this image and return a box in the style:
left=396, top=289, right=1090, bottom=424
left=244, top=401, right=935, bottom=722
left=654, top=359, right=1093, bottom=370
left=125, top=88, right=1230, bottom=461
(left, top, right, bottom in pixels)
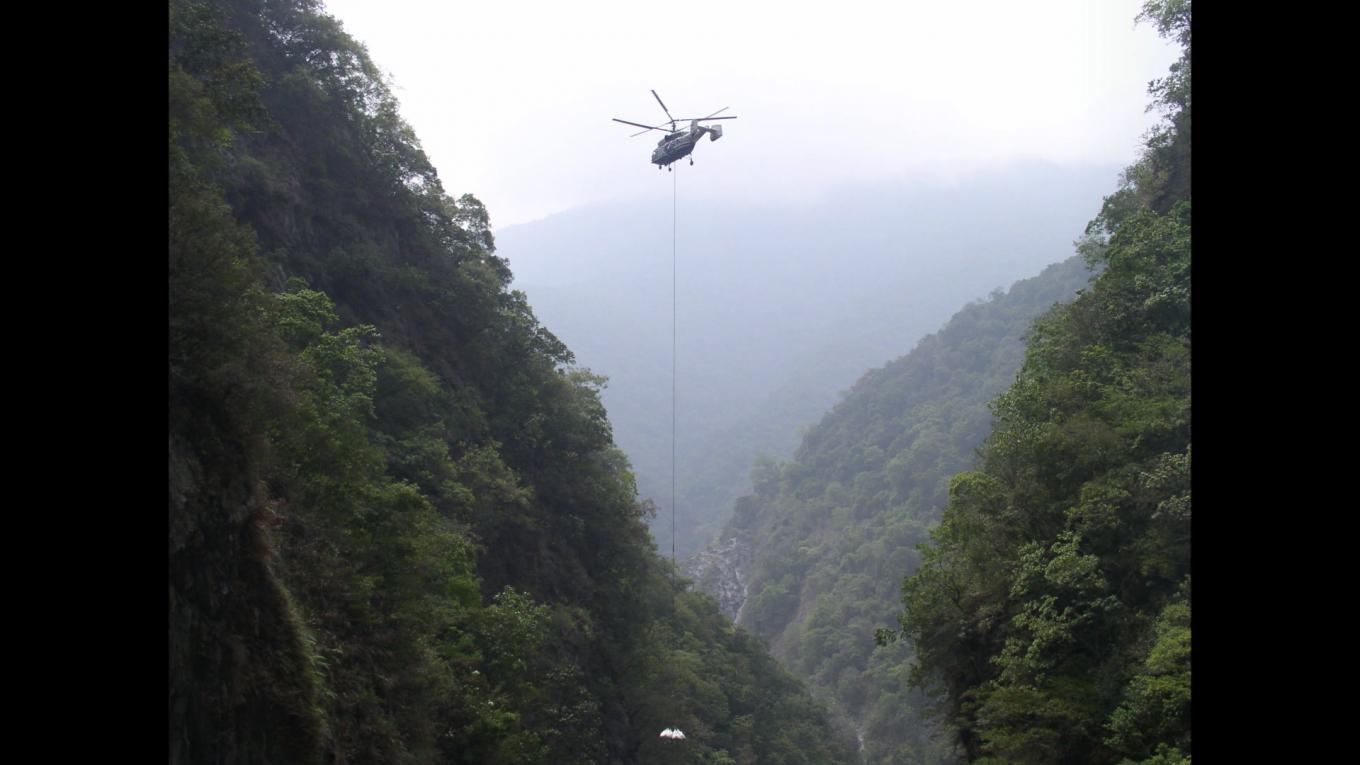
left=322, top=0, right=1178, bottom=228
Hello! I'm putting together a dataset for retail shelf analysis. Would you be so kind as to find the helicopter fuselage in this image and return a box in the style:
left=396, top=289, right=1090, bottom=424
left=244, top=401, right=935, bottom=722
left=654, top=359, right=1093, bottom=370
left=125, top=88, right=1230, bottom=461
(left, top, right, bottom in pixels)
left=651, top=129, right=700, bottom=167
left=650, top=122, right=723, bottom=168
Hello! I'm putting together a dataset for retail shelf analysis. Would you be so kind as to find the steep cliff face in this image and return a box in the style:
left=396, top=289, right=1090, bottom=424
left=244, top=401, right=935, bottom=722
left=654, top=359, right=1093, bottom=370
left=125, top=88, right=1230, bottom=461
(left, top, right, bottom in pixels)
left=167, top=283, right=326, bottom=765
left=685, top=533, right=754, bottom=621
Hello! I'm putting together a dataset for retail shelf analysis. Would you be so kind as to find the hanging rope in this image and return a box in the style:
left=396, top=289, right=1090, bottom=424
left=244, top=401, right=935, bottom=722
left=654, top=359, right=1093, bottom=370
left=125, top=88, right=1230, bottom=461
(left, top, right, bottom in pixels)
left=671, top=164, right=678, bottom=603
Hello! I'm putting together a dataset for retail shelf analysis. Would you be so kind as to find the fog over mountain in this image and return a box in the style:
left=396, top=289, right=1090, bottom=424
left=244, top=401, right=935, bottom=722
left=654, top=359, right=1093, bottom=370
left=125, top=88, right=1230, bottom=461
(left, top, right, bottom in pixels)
left=500, top=161, right=1118, bottom=559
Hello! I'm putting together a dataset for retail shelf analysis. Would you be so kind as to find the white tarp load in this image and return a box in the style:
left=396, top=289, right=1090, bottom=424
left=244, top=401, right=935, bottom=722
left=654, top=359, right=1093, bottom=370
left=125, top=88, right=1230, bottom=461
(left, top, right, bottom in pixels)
left=659, top=728, right=687, bottom=740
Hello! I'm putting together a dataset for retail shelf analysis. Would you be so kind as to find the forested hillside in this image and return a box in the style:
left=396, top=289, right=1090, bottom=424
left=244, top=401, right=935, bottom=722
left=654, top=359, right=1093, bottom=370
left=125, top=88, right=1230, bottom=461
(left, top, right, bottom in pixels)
left=890, top=2, right=1191, bottom=763
left=692, top=256, right=1096, bottom=762
left=168, top=1, right=855, bottom=762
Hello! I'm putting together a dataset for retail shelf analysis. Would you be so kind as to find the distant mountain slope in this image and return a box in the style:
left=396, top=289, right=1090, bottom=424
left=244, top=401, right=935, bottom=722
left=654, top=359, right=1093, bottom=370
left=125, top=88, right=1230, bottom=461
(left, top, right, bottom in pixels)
left=691, top=256, right=1097, bottom=763
left=499, top=165, right=1118, bottom=560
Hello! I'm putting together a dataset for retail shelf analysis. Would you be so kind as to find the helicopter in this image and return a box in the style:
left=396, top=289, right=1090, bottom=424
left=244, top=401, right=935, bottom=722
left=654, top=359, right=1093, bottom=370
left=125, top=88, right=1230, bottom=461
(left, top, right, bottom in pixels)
left=613, top=90, right=737, bottom=170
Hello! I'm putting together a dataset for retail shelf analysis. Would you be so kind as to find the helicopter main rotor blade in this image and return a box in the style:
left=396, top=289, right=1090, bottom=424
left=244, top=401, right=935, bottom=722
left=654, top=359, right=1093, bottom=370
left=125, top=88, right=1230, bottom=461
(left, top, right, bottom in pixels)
left=701, top=106, right=730, bottom=119
left=673, top=116, right=738, bottom=121
left=651, top=89, right=676, bottom=126
left=613, top=118, right=665, bottom=131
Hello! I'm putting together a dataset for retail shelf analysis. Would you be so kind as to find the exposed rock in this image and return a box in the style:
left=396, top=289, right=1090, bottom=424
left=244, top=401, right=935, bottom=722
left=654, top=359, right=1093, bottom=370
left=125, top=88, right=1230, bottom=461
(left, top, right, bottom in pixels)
left=684, top=534, right=754, bottom=621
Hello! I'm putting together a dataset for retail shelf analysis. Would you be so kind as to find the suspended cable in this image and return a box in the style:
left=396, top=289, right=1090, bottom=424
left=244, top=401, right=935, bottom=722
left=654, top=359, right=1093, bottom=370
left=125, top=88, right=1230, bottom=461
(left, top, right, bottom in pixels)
left=671, top=164, right=678, bottom=603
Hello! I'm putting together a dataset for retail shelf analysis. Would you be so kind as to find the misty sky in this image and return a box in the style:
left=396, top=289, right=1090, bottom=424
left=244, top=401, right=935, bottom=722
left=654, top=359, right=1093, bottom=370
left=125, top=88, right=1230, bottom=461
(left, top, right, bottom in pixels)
left=323, top=0, right=1178, bottom=227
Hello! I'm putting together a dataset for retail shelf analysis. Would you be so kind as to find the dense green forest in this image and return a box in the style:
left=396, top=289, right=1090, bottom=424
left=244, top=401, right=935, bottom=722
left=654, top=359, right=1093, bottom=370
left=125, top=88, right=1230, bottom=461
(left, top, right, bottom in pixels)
left=167, top=1, right=856, bottom=762
left=888, top=2, right=1191, bottom=763
left=694, top=256, right=1096, bottom=762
